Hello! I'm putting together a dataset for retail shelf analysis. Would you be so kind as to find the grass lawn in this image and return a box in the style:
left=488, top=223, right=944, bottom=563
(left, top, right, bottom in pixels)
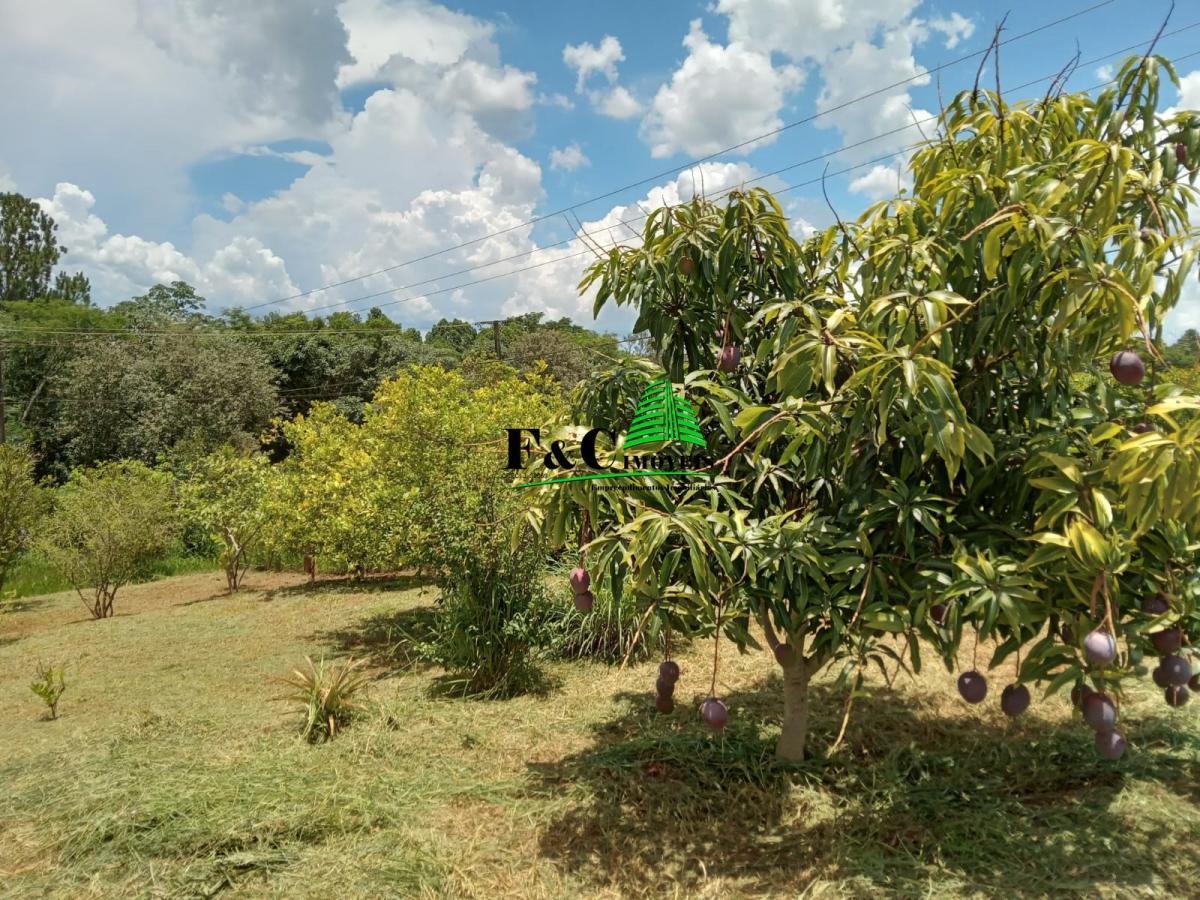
left=1, top=571, right=1198, bottom=898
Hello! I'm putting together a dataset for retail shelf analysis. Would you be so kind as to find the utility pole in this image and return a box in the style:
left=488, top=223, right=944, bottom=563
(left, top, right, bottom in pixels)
left=477, top=319, right=505, bottom=359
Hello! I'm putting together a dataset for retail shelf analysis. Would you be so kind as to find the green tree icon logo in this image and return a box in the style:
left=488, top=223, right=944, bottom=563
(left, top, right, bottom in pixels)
left=624, top=378, right=706, bottom=451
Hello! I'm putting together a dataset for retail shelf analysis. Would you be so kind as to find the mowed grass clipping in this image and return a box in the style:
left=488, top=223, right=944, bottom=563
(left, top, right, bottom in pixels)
left=1, top=572, right=1198, bottom=898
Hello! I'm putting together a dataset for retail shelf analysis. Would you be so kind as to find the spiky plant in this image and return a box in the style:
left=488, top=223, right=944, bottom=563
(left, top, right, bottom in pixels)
left=276, top=656, right=371, bottom=742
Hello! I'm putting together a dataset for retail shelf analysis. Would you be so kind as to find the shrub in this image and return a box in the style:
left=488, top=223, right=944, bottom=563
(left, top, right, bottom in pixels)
left=38, top=461, right=179, bottom=619
left=534, top=563, right=666, bottom=665
left=30, top=661, right=66, bottom=719
left=180, top=447, right=271, bottom=593
left=0, top=445, right=45, bottom=597
left=417, top=520, right=552, bottom=698
left=275, top=656, right=371, bottom=742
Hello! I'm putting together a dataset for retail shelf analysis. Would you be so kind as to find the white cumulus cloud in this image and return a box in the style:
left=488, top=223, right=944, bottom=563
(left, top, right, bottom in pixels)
left=596, top=86, right=642, bottom=119
left=640, top=20, right=803, bottom=159
left=849, top=163, right=911, bottom=200
left=927, top=12, right=974, bottom=49
left=135, top=0, right=350, bottom=125
left=37, top=182, right=299, bottom=306
left=563, top=35, right=644, bottom=120
left=336, top=0, right=494, bottom=85
left=1178, top=69, right=1200, bottom=112
left=563, top=35, right=625, bottom=91
left=549, top=144, right=590, bottom=172
left=633, top=0, right=968, bottom=181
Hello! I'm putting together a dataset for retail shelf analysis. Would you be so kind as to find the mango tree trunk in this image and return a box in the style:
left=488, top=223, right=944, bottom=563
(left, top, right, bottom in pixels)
left=776, top=656, right=811, bottom=761
left=762, top=615, right=815, bottom=762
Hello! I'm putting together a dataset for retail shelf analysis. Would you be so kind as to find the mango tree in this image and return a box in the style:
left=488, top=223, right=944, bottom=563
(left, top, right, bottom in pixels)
left=529, top=55, right=1200, bottom=761
left=181, top=447, right=272, bottom=592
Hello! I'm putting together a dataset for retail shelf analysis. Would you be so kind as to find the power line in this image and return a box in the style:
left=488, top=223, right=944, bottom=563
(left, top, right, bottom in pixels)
left=176, top=21, right=1200, bottom=323
left=234, top=0, right=1118, bottom=311
left=5, top=35, right=1199, bottom=343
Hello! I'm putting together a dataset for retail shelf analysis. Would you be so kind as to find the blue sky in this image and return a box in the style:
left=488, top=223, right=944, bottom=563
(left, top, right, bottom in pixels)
left=2, top=0, right=1199, bottom=336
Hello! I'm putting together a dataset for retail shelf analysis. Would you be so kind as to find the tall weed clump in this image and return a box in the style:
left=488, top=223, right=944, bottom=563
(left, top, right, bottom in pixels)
left=534, top=559, right=665, bottom=665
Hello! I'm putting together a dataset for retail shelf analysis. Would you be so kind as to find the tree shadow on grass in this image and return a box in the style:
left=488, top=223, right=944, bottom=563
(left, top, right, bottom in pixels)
left=260, top=572, right=436, bottom=603
left=313, top=604, right=440, bottom=676
left=528, top=676, right=1200, bottom=897
left=0, top=595, right=55, bottom=615
left=178, top=592, right=233, bottom=607
left=425, top=663, right=560, bottom=701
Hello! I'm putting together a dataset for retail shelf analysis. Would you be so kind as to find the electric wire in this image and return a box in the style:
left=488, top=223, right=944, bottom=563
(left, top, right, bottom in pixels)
left=2, top=33, right=1197, bottom=344
left=234, top=0, right=1120, bottom=311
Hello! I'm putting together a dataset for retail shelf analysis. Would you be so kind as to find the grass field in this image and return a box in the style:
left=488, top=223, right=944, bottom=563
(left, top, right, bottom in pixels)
left=1, top=571, right=1198, bottom=898
left=1, top=552, right=216, bottom=601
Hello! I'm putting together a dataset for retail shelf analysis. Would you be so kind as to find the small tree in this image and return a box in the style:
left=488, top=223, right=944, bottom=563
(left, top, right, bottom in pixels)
left=262, top=403, right=382, bottom=577
left=0, top=445, right=44, bottom=597
left=29, top=661, right=66, bottom=719
left=40, top=461, right=179, bottom=619
left=181, top=447, right=271, bottom=593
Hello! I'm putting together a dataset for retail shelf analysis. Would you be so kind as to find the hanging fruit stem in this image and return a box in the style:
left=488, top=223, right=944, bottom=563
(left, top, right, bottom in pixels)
left=710, top=591, right=724, bottom=696
left=579, top=509, right=591, bottom=564
left=620, top=599, right=661, bottom=671
left=1101, top=572, right=1116, bottom=635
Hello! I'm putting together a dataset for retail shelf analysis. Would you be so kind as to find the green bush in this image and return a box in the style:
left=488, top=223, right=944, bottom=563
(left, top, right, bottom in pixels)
left=417, top=518, right=551, bottom=698
left=37, top=461, right=180, bottom=619
left=30, top=661, right=66, bottom=719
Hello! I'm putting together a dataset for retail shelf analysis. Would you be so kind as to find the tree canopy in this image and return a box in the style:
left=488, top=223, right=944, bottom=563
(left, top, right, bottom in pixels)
left=531, top=54, right=1200, bottom=761
left=0, top=192, right=62, bottom=302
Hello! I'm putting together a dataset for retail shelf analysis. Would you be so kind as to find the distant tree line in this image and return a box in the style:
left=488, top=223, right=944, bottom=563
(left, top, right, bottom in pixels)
left=0, top=191, right=623, bottom=478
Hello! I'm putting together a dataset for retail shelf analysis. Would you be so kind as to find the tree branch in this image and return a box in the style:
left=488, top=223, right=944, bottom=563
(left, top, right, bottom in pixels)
left=960, top=204, right=1027, bottom=242
left=1098, top=277, right=1166, bottom=364
left=821, top=163, right=867, bottom=269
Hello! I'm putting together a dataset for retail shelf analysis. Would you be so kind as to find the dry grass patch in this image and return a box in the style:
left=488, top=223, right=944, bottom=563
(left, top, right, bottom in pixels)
left=1, top=572, right=1198, bottom=897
